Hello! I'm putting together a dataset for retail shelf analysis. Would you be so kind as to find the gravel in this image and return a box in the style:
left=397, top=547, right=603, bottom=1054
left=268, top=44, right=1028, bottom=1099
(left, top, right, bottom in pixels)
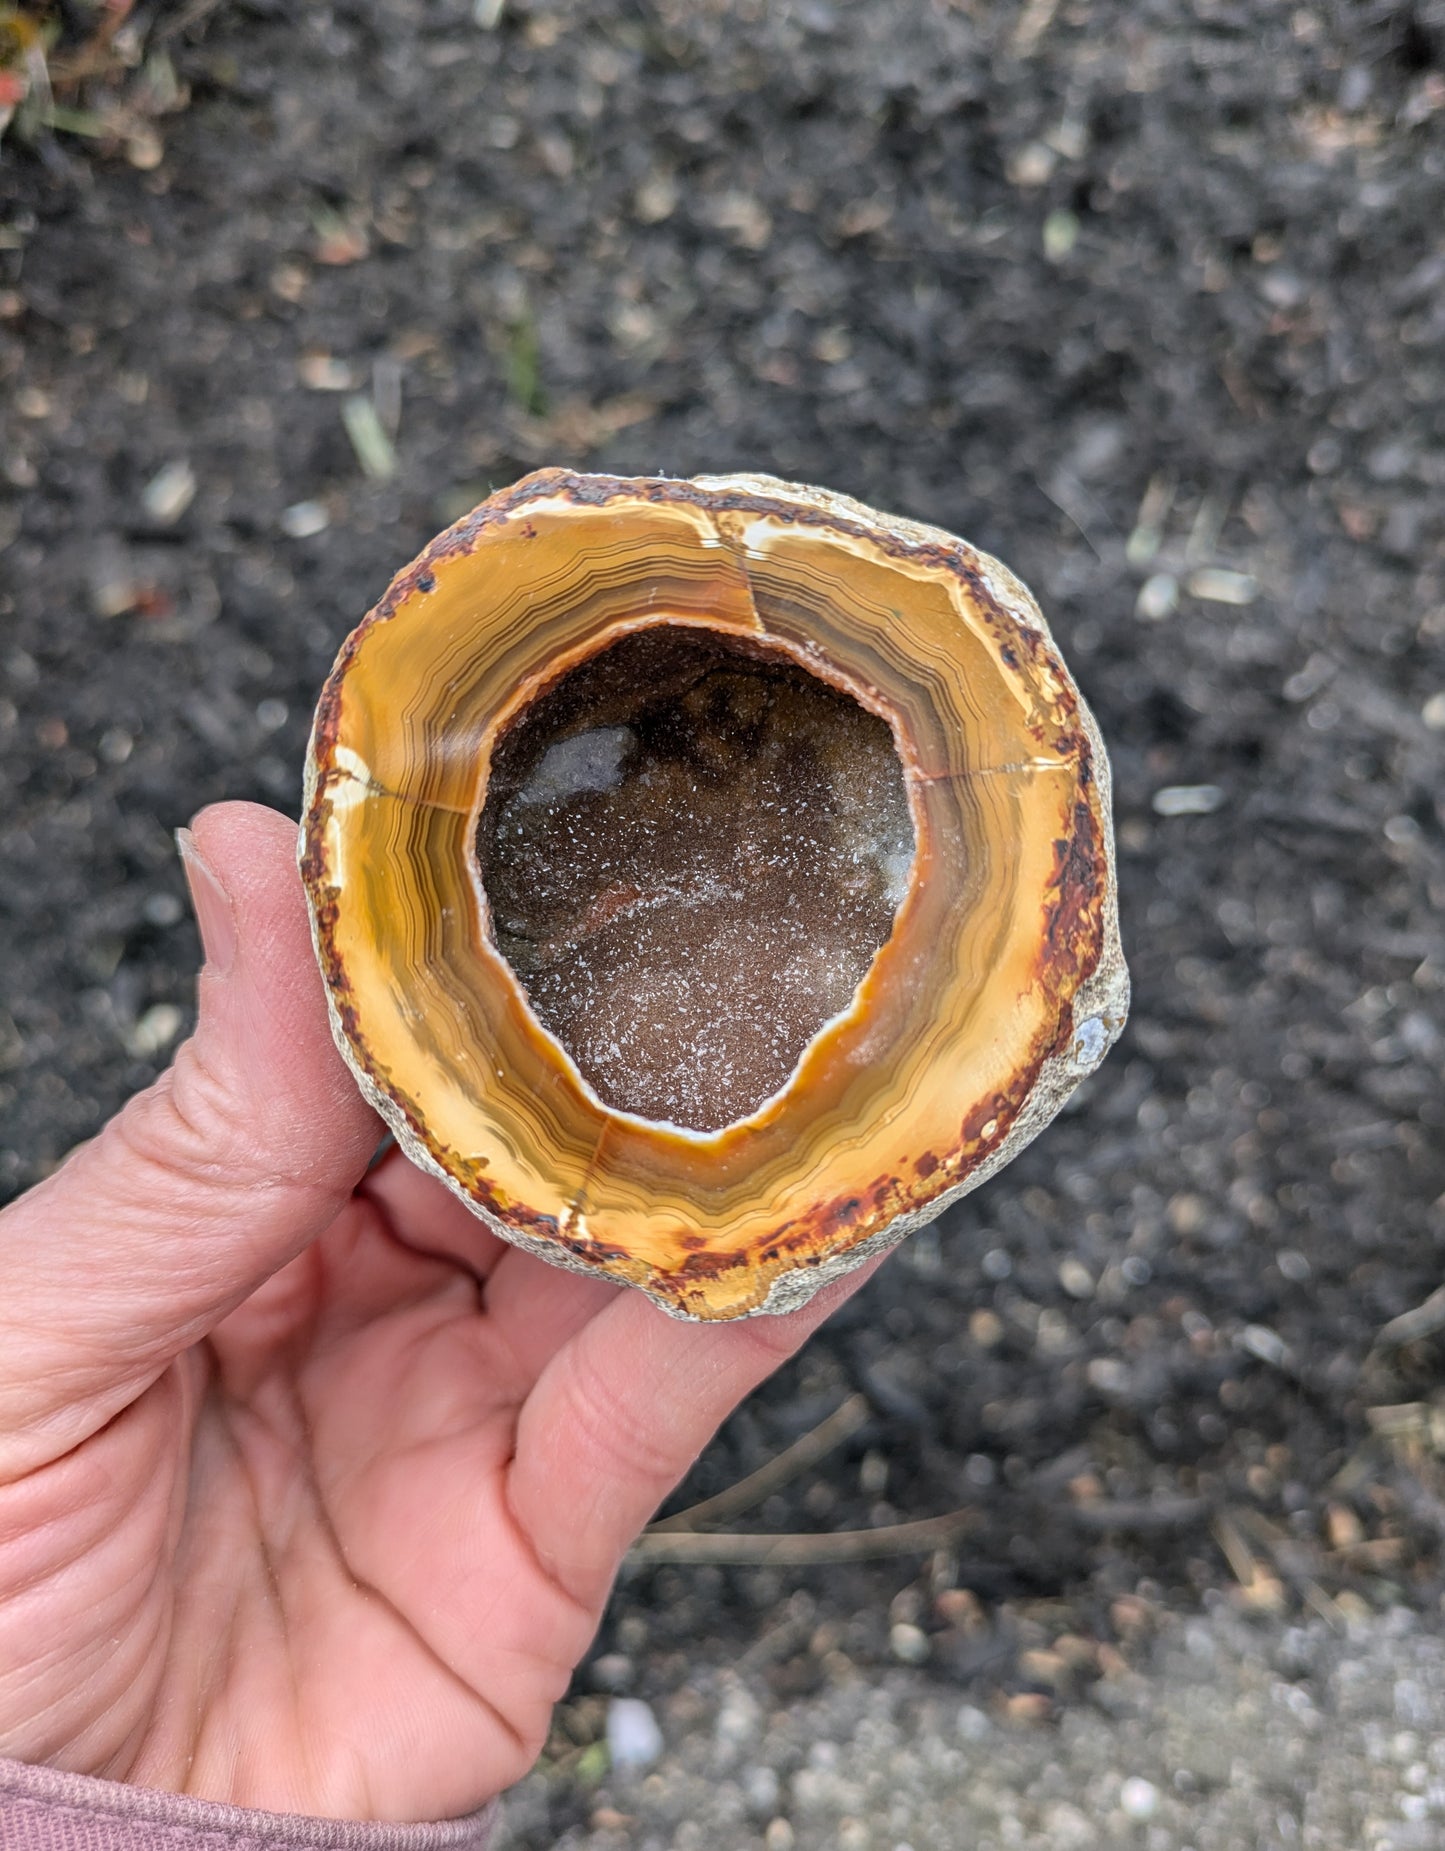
left=498, top=1603, right=1445, bottom=1850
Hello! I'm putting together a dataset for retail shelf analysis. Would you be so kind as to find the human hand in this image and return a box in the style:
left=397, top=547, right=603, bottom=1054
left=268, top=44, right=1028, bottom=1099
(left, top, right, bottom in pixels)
left=0, top=802, right=876, bottom=1822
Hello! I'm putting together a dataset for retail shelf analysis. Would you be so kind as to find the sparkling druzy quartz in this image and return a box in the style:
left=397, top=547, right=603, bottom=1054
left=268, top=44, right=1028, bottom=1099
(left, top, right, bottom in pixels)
left=300, top=470, right=1129, bottom=1321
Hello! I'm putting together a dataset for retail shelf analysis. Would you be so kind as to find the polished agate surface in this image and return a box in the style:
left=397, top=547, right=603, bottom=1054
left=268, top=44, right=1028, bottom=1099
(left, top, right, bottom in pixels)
left=301, top=471, right=1128, bottom=1320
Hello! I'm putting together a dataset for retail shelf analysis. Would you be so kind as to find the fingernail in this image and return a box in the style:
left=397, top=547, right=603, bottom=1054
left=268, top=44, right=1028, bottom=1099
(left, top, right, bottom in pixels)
left=177, top=827, right=238, bottom=975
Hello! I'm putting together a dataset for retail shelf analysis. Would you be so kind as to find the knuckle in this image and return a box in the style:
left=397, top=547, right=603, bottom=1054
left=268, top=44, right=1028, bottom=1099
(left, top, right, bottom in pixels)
left=562, top=1342, right=680, bottom=1493
left=108, top=1038, right=333, bottom=1213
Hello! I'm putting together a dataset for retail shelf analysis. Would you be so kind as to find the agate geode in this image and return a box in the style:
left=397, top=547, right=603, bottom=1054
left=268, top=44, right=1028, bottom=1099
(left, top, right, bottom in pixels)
left=300, top=470, right=1128, bottom=1320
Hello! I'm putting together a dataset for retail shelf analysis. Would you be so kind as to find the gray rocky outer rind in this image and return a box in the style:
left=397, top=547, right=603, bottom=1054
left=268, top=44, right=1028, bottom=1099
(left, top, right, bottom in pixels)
left=300, top=470, right=1129, bottom=1322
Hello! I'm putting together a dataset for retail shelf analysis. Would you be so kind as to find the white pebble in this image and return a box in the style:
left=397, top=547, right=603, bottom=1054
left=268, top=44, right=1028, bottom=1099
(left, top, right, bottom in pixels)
left=1186, top=567, right=1257, bottom=605
left=957, top=1704, right=992, bottom=1741
left=1119, top=1776, right=1159, bottom=1821
left=142, top=459, right=196, bottom=524
left=890, top=1622, right=930, bottom=1665
left=124, top=1003, right=184, bottom=1059
left=143, top=892, right=184, bottom=928
left=589, top=1652, right=632, bottom=1691
left=1422, top=692, right=1445, bottom=730
left=281, top=500, right=329, bottom=538
left=1135, top=572, right=1178, bottom=621
left=1059, top=1257, right=1095, bottom=1299
left=715, top=1684, right=761, bottom=1747
left=1151, top=784, right=1224, bottom=817
left=743, top=1765, right=780, bottom=1814
left=605, top=1696, right=663, bottom=1772
left=1087, top=1356, right=1131, bottom=1396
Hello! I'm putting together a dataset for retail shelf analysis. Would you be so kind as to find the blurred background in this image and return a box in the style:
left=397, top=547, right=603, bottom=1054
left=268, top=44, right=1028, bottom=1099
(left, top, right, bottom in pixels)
left=3, top=2, right=1445, bottom=1846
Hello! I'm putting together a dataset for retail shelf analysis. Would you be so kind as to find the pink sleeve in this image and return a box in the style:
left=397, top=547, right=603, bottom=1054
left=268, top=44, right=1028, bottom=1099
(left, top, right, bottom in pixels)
left=0, top=1757, right=498, bottom=1851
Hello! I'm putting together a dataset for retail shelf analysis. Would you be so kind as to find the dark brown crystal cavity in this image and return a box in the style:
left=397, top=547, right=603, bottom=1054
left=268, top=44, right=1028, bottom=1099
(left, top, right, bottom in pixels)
left=476, top=625, right=915, bottom=1132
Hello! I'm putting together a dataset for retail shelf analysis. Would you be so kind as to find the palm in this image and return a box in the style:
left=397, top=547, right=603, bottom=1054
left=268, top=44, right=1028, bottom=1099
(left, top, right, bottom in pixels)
left=0, top=804, right=865, bottom=1824
left=14, top=1152, right=700, bottom=1822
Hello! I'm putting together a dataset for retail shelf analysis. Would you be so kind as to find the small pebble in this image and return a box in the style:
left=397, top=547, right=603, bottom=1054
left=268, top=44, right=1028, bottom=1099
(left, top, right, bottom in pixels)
left=587, top=1808, right=630, bottom=1832
left=126, top=127, right=164, bottom=170
left=1238, top=1323, right=1290, bottom=1368
left=764, top=1821, right=795, bottom=1851
left=1135, top=572, right=1178, bottom=621
left=1086, top=1357, right=1130, bottom=1395
left=715, top=1684, right=761, bottom=1747
left=124, top=1003, right=184, bottom=1060
left=1326, top=1502, right=1364, bottom=1549
left=1008, top=140, right=1055, bottom=186
left=590, top=1652, right=633, bottom=1692
left=143, top=893, right=184, bottom=928
left=890, top=1622, right=930, bottom=1665
left=1059, top=1257, right=1095, bottom=1299
left=1119, top=1776, right=1159, bottom=1821
left=743, top=1765, right=780, bottom=1815
left=1042, top=207, right=1078, bottom=261
left=634, top=171, right=679, bottom=223
left=281, top=500, right=330, bottom=538
left=969, top=1308, right=1004, bottom=1348
left=299, top=353, right=358, bottom=391
left=1186, top=567, right=1257, bottom=605
left=92, top=572, right=141, bottom=619
left=1421, top=691, right=1445, bottom=730
left=605, top=1696, right=663, bottom=1773
left=1152, top=784, right=1224, bottom=818
left=142, top=460, right=196, bottom=524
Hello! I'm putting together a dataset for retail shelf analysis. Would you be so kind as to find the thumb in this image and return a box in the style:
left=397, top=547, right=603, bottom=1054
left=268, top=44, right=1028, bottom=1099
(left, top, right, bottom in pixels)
left=0, top=801, right=379, bottom=1480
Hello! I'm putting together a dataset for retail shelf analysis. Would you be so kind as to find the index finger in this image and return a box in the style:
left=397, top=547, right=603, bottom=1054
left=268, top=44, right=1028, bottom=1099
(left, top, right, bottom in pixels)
left=505, top=1257, right=884, bottom=1610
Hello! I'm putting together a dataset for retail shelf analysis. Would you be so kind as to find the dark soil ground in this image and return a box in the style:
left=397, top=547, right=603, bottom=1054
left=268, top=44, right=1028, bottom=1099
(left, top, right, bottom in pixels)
left=3, top=0, right=1445, bottom=1842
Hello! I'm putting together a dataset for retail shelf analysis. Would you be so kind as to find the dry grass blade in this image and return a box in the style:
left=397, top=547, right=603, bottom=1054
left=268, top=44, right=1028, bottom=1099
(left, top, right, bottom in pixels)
left=1063, top=1494, right=1207, bottom=1533
left=630, top=1507, right=980, bottom=1567
left=647, top=1392, right=870, bottom=1534
left=1011, top=0, right=1059, bottom=56
left=1374, top=1285, right=1445, bottom=1351
left=1212, top=1510, right=1286, bottom=1614
left=1211, top=1511, right=1258, bottom=1584
left=153, top=0, right=228, bottom=44
left=1233, top=1507, right=1346, bottom=1630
